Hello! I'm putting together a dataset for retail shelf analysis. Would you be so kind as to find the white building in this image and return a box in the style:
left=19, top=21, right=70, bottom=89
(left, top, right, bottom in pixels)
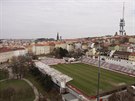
left=74, top=42, right=82, bottom=49
left=13, top=48, right=28, bottom=56
left=55, top=42, right=67, bottom=49
left=32, top=44, right=51, bottom=55
left=127, top=46, right=135, bottom=52
left=0, top=50, right=14, bottom=63
left=82, top=43, right=88, bottom=50
left=86, top=48, right=96, bottom=59
left=0, top=48, right=27, bottom=64
left=67, top=43, right=75, bottom=52
left=129, top=37, right=135, bottom=43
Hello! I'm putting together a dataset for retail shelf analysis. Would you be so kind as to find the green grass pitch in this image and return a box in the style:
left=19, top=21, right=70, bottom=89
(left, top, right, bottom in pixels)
left=52, top=63, right=135, bottom=96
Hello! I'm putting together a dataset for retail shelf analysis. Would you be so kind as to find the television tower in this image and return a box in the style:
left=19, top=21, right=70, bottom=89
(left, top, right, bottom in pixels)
left=119, top=2, right=125, bottom=36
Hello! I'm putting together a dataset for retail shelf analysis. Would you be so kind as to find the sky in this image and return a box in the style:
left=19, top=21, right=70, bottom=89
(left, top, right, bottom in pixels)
left=0, top=0, right=135, bottom=39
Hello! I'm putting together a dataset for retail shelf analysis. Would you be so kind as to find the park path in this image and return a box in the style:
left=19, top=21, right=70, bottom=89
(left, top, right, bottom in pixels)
left=8, top=68, right=14, bottom=79
left=23, top=78, right=39, bottom=101
left=8, top=68, right=40, bottom=101
left=0, top=66, right=40, bottom=101
left=0, top=79, right=7, bottom=82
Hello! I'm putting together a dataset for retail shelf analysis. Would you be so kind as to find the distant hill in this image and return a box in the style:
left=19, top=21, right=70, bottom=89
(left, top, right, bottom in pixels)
left=35, top=38, right=55, bottom=42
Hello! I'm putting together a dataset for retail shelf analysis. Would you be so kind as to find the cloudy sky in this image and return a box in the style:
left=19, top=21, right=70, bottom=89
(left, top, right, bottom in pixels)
left=0, top=0, right=135, bottom=39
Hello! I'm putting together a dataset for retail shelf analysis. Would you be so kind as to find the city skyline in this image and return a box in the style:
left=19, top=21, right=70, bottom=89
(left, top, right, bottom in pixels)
left=0, top=0, right=135, bottom=39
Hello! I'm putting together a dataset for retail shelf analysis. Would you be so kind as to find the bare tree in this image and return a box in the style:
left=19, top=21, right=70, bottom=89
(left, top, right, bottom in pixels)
left=10, top=55, right=33, bottom=79
left=109, top=92, right=133, bottom=101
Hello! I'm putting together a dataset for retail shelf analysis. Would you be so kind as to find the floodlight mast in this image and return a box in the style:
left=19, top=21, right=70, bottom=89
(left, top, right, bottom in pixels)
left=97, top=41, right=101, bottom=101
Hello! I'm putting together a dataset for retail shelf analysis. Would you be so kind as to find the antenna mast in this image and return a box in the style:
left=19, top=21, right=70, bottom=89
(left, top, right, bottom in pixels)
left=123, top=2, right=125, bottom=19
left=119, top=2, right=126, bottom=36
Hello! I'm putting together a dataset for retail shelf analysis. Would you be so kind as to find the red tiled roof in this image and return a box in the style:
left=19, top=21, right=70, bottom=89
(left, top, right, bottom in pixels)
left=114, top=51, right=131, bottom=56
left=13, top=48, right=25, bottom=51
left=129, top=47, right=135, bottom=49
left=119, top=44, right=129, bottom=47
left=0, top=47, right=13, bottom=53
left=130, top=52, right=135, bottom=56
left=64, top=38, right=79, bottom=42
left=0, top=47, right=25, bottom=53
left=54, top=42, right=65, bottom=45
left=35, top=44, right=49, bottom=46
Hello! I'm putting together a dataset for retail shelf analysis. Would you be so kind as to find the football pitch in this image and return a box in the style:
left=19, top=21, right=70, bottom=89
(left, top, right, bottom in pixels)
left=52, top=63, right=135, bottom=96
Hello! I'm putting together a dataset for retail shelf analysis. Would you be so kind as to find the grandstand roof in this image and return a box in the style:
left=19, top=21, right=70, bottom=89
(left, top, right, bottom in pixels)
left=34, top=61, right=73, bottom=84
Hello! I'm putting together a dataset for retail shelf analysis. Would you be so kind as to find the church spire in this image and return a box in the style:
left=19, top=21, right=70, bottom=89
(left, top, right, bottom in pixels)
left=57, top=32, right=59, bottom=41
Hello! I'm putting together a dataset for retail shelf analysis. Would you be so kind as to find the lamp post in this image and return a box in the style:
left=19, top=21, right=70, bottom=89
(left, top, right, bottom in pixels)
left=97, top=41, right=101, bottom=101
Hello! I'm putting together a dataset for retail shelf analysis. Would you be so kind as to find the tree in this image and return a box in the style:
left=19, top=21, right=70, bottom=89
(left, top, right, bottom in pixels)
left=120, top=37, right=129, bottom=44
left=109, top=92, right=133, bottom=101
left=40, top=74, right=54, bottom=92
left=52, top=48, right=68, bottom=58
left=10, top=55, right=33, bottom=79
left=26, top=53, right=38, bottom=60
left=29, top=66, right=41, bottom=76
left=29, top=67, right=54, bottom=92
left=71, top=48, right=83, bottom=58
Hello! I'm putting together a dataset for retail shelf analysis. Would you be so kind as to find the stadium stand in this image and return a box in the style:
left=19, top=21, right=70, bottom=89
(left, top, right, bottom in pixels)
left=82, top=57, right=135, bottom=76
left=35, top=61, right=72, bottom=88
left=40, top=57, right=66, bottom=65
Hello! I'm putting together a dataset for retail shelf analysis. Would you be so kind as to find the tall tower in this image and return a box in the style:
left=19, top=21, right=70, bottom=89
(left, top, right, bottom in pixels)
left=119, top=3, right=125, bottom=36
left=56, top=32, right=59, bottom=41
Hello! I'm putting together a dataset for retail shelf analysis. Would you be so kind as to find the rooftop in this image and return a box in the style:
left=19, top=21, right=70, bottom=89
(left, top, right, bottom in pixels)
left=0, top=47, right=25, bottom=53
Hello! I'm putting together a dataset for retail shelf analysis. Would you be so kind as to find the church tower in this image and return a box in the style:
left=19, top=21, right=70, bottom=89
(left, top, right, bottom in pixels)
left=56, top=32, right=59, bottom=41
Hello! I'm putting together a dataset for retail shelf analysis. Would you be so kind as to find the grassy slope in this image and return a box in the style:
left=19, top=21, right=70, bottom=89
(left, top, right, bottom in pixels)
left=26, top=73, right=46, bottom=95
left=0, top=79, right=35, bottom=101
left=25, top=73, right=62, bottom=100
left=52, top=63, right=135, bottom=96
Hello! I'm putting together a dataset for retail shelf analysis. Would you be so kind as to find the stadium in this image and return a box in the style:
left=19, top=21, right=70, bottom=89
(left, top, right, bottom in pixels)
left=35, top=57, right=135, bottom=101
left=52, top=63, right=135, bottom=96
